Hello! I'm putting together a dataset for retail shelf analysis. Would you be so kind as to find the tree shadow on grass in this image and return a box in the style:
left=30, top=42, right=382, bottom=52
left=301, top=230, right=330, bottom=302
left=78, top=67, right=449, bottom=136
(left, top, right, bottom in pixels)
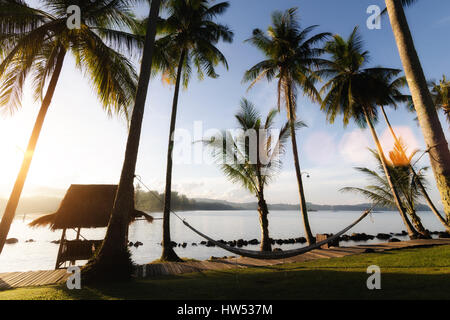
left=0, top=279, right=12, bottom=291
left=60, top=268, right=450, bottom=300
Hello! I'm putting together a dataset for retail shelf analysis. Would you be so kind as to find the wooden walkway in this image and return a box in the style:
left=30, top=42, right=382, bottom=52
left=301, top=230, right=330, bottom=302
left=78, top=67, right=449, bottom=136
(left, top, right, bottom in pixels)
left=1, top=238, right=449, bottom=290
left=135, top=238, right=450, bottom=278
left=0, top=269, right=69, bottom=290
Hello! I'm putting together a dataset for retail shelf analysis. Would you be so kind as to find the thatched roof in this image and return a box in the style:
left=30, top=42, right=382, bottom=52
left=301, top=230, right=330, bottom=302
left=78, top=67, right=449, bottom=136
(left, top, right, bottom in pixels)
left=29, top=184, right=153, bottom=230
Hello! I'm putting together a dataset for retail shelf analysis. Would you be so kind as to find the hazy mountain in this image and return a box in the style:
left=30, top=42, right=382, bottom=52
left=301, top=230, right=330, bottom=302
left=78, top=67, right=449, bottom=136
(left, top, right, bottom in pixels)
left=193, top=198, right=431, bottom=212
left=0, top=194, right=432, bottom=219
left=0, top=196, right=61, bottom=216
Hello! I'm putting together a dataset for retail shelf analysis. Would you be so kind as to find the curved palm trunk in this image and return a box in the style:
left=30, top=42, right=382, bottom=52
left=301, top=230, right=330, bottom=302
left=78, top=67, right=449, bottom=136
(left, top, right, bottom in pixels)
left=406, top=207, right=429, bottom=237
left=380, top=106, right=450, bottom=231
left=82, top=0, right=161, bottom=282
left=285, top=84, right=315, bottom=244
left=385, top=0, right=450, bottom=220
left=0, top=48, right=66, bottom=255
left=257, top=195, right=271, bottom=252
left=160, top=50, right=186, bottom=262
left=363, top=107, right=419, bottom=239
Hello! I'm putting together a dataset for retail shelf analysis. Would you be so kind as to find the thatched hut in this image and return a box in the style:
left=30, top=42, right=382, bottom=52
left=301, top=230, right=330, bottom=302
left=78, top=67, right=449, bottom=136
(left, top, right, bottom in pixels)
left=30, top=184, right=153, bottom=269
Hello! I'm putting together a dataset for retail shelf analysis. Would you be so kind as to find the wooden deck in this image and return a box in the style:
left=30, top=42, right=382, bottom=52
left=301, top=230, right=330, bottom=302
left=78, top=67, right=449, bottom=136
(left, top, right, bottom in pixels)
left=1, top=238, right=449, bottom=290
left=135, top=238, right=450, bottom=278
left=0, top=269, right=69, bottom=290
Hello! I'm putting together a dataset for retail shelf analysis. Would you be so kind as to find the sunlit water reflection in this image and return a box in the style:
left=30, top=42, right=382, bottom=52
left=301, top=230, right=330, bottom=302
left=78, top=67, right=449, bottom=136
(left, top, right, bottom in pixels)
left=0, top=210, right=445, bottom=272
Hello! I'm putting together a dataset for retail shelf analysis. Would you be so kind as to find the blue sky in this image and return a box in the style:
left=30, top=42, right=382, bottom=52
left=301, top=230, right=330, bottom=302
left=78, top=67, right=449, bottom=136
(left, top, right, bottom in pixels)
left=0, top=0, right=449, bottom=207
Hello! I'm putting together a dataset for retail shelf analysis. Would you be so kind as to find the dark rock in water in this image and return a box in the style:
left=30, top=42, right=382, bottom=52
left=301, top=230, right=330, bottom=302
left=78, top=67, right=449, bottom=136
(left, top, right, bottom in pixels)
left=228, top=240, right=236, bottom=247
left=401, top=231, right=407, bottom=236
left=349, top=233, right=375, bottom=242
left=295, top=237, right=307, bottom=244
left=51, top=240, right=60, bottom=244
left=181, top=243, right=187, bottom=248
left=210, top=256, right=219, bottom=260
left=170, top=241, right=177, bottom=248
left=206, top=241, right=215, bottom=247
left=236, top=239, right=245, bottom=247
left=287, top=238, right=295, bottom=244
left=5, top=238, right=18, bottom=244
left=200, top=241, right=207, bottom=245
left=275, top=239, right=284, bottom=245
left=128, top=242, right=134, bottom=247
left=25, top=239, right=35, bottom=243
left=248, top=239, right=259, bottom=245
left=376, top=233, right=392, bottom=240
left=191, top=243, right=197, bottom=246
left=273, top=248, right=283, bottom=252
left=430, top=231, right=440, bottom=235
left=389, top=238, right=401, bottom=243
left=340, top=235, right=351, bottom=242
left=270, top=239, right=275, bottom=245
left=134, top=241, right=143, bottom=248
left=438, top=232, right=450, bottom=239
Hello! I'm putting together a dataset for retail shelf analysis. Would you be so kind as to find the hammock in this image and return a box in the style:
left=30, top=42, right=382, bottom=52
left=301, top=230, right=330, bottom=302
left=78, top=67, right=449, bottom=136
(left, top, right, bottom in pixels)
left=133, top=175, right=373, bottom=260
left=182, top=209, right=372, bottom=260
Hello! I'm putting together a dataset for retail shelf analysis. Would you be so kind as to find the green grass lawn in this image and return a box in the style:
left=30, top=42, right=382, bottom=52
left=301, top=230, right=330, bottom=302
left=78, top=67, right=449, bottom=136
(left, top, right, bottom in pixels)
left=1, top=245, right=449, bottom=300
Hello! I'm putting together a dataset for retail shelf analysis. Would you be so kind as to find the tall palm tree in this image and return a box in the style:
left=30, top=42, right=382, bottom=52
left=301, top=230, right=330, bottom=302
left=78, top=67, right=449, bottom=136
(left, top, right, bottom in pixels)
left=82, top=0, right=162, bottom=282
left=429, top=75, right=449, bottom=125
left=379, top=97, right=450, bottom=231
left=243, top=8, right=330, bottom=245
left=342, top=144, right=430, bottom=238
left=374, top=75, right=450, bottom=230
left=384, top=0, right=450, bottom=220
left=205, top=99, right=304, bottom=251
left=319, top=27, right=420, bottom=239
left=150, top=0, right=233, bottom=261
left=0, top=0, right=139, bottom=254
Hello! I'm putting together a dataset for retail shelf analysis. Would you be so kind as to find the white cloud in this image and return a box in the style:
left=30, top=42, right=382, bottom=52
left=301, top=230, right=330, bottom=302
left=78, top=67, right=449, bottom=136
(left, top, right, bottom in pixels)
left=304, top=131, right=337, bottom=165
left=379, top=126, right=421, bottom=154
left=338, top=129, right=372, bottom=164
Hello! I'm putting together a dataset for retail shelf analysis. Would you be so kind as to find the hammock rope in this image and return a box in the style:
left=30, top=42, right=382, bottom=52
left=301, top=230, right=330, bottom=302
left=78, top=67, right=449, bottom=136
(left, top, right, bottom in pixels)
left=134, top=175, right=373, bottom=260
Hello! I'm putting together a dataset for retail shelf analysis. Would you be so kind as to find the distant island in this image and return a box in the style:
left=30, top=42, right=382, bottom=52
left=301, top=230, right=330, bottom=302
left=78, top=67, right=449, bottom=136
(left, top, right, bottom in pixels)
left=0, top=189, right=432, bottom=216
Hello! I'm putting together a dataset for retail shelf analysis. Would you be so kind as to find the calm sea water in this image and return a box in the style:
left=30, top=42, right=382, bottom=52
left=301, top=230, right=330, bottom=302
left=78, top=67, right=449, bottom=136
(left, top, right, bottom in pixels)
left=0, top=210, right=445, bottom=273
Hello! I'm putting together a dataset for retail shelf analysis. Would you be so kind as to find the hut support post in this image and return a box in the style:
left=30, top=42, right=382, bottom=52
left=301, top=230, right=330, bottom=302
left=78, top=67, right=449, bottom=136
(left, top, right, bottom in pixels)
left=70, top=227, right=81, bottom=266
left=55, top=228, right=66, bottom=270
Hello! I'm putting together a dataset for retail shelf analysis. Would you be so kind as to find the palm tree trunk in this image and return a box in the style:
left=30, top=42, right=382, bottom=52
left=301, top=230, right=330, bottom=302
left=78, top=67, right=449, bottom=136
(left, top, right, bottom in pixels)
left=257, top=194, right=271, bottom=252
left=385, top=0, right=450, bottom=221
left=363, top=107, right=419, bottom=239
left=82, top=0, right=161, bottom=282
left=160, top=50, right=186, bottom=262
left=407, top=208, right=430, bottom=238
left=285, top=84, right=315, bottom=244
left=0, top=47, right=66, bottom=255
left=380, top=106, right=450, bottom=231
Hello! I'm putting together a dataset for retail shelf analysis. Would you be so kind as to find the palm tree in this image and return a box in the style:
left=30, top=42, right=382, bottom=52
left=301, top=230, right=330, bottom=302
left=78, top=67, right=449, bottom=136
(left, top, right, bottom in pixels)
left=205, top=99, right=304, bottom=251
left=319, top=27, right=420, bottom=239
left=243, top=8, right=330, bottom=245
left=429, top=75, right=449, bottom=125
left=378, top=86, right=450, bottom=231
left=373, top=75, right=450, bottom=230
left=342, top=143, right=430, bottom=238
left=384, top=0, right=450, bottom=220
left=150, top=0, right=233, bottom=261
left=82, top=0, right=162, bottom=282
left=0, top=0, right=139, bottom=254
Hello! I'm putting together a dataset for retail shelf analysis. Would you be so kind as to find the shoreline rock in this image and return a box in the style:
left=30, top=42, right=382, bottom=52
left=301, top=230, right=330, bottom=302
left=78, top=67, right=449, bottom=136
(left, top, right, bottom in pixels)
left=6, top=238, right=18, bottom=244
